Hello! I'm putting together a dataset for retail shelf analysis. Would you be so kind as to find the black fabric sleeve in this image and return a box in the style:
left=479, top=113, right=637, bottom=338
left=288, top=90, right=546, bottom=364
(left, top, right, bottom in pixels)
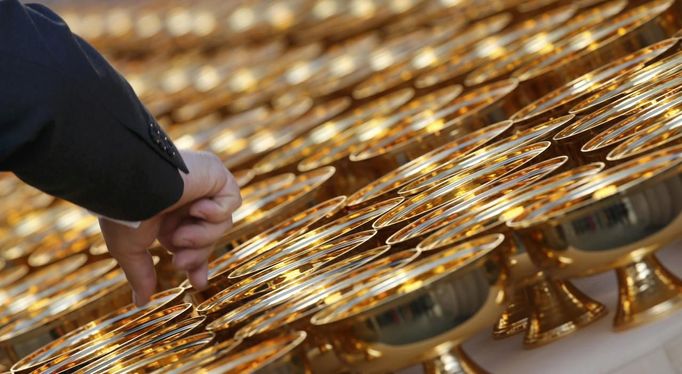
left=0, top=0, right=186, bottom=221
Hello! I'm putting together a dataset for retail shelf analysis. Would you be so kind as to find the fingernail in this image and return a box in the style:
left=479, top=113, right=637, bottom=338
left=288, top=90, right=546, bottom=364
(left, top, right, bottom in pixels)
left=132, top=290, right=139, bottom=306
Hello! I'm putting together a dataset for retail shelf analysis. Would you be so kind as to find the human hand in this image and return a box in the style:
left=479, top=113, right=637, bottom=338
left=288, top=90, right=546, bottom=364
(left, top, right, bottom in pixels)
left=99, top=150, right=241, bottom=306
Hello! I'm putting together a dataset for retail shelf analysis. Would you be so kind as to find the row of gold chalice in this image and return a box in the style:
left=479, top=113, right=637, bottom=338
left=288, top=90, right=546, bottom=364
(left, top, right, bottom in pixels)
left=3, top=2, right=682, bottom=374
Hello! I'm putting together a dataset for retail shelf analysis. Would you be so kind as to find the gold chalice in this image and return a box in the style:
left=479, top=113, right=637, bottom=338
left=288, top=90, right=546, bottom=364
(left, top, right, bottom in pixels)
left=229, top=197, right=402, bottom=279
left=569, top=44, right=682, bottom=114
left=414, top=4, right=577, bottom=90
left=204, top=241, right=387, bottom=340
left=310, top=234, right=507, bottom=373
left=296, top=85, right=465, bottom=189
left=197, top=331, right=309, bottom=373
left=252, top=88, right=414, bottom=176
left=414, top=163, right=606, bottom=346
left=552, top=75, right=682, bottom=162
left=187, top=196, right=346, bottom=301
left=510, top=38, right=678, bottom=126
left=10, top=287, right=185, bottom=374
left=464, top=0, right=628, bottom=87
left=196, top=229, right=377, bottom=323
left=606, top=115, right=682, bottom=162
left=398, top=115, right=573, bottom=197
left=150, top=339, right=241, bottom=374
left=346, top=121, right=512, bottom=209
left=349, top=79, right=527, bottom=177
left=78, top=316, right=208, bottom=374
left=508, top=144, right=682, bottom=330
left=0, top=269, right=129, bottom=368
left=582, top=89, right=682, bottom=161
left=0, top=255, right=86, bottom=307
left=352, top=13, right=512, bottom=100
left=31, top=303, right=194, bottom=374
left=98, top=331, right=214, bottom=374
left=224, top=166, right=336, bottom=242
left=0, top=258, right=115, bottom=320
left=386, top=156, right=570, bottom=248
left=235, top=248, right=419, bottom=373
left=512, top=0, right=682, bottom=92
left=374, top=141, right=554, bottom=230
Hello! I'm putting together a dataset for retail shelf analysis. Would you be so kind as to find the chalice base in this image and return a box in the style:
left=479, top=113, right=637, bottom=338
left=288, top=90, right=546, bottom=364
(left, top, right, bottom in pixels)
left=524, top=278, right=607, bottom=348
left=492, top=286, right=529, bottom=339
left=614, top=254, right=682, bottom=331
left=422, top=346, right=487, bottom=374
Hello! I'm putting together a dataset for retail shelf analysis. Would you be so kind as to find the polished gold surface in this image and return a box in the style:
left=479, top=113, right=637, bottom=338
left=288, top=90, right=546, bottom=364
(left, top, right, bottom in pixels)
left=582, top=90, right=682, bottom=156
left=415, top=4, right=577, bottom=89
left=198, top=331, right=308, bottom=374
left=510, top=38, right=678, bottom=123
left=569, top=48, right=682, bottom=114
left=465, top=0, right=628, bottom=86
left=225, top=166, right=336, bottom=241
left=375, top=141, right=552, bottom=229
left=235, top=248, right=420, bottom=341
left=189, top=196, right=347, bottom=294
left=606, top=114, right=682, bottom=161
left=31, top=303, right=193, bottom=374
left=386, top=156, right=569, bottom=246
left=78, top=316, right=208, bottom=373
left=399, top=115, right=573, bottom=196
left=311, top=234, right=507, bottom=373
left=253, top=88, right=414, bottom=175
left=4, top=1, right=682, bottom=371
left=512, top=0, right=681, bottom=83
left=346, top=120, right=512, bottom=209
left=9, top=287, right=185, bottom=374
left=205, top=233, right=382, bottom=337
left=197, top=229, right=377, bottom=321
left=509, top=145, right=682, bottom=330
left=152, top=338, right=241, bottom=374
left=349, top=79, right=521, bottom=166
left=229, top=197, right=401, bottom=279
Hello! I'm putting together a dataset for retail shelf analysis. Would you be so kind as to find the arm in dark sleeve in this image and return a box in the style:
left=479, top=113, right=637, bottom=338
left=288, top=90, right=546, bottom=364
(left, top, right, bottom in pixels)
left=0, top=0, right=187, bottom=221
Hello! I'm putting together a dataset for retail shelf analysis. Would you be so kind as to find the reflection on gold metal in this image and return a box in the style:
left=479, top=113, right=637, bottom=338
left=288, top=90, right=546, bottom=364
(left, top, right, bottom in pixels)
left=199, top=331, right=308, bottom=373
left=375, top=141, right=552, bottom=229
left=509, top=145, right=682, bottom=330
left=311, top=234, right=507, bottom=373
left=511, top=38, right=677, bottom=123
left=346, top=121, right=512, bottom=208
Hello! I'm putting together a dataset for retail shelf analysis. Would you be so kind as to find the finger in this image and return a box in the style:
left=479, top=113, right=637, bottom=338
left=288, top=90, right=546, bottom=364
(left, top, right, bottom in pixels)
left=108, top=245, right=157, bottom=306
left=172, top=247, right=212, bottom=290
left=188, top=169, right=242, bottom=222
left=187, top=261, right=210, bottom=291
left=171, top=218, right=233, bottom=249
left=99, top=219, right=158, bottom=306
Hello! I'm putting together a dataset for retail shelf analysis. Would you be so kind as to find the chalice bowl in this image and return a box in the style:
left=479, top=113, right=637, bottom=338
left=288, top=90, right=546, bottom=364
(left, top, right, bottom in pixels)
left=508, top=144, right=682, bottom=330
left=413, top=163, right=607, bottom=346
left=311, top=234, right=508, bottom=374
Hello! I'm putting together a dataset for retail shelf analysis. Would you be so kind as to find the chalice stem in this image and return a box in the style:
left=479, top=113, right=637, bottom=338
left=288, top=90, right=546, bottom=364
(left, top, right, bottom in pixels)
left=614, top=254, right=682, bottom=330
left=422, top=346, right=487, bottom=374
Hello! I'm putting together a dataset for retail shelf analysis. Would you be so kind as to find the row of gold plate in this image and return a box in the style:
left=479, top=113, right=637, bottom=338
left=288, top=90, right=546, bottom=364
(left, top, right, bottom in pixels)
left=0, top=0, right=682, bottom=372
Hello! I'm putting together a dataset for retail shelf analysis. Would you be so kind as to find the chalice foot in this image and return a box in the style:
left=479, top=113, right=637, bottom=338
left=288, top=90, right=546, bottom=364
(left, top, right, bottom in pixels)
left=614, top=254, right=682, bottom=331
left=492, top=286, right=529, bottom=339
left=423, top=347, right=487, bottom=374
left=524, top=278, right=607, bottom=348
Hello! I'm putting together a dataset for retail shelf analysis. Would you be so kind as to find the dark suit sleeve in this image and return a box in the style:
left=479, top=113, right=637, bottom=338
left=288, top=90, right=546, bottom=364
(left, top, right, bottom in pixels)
left=0, top=0, right=187, bottom=221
